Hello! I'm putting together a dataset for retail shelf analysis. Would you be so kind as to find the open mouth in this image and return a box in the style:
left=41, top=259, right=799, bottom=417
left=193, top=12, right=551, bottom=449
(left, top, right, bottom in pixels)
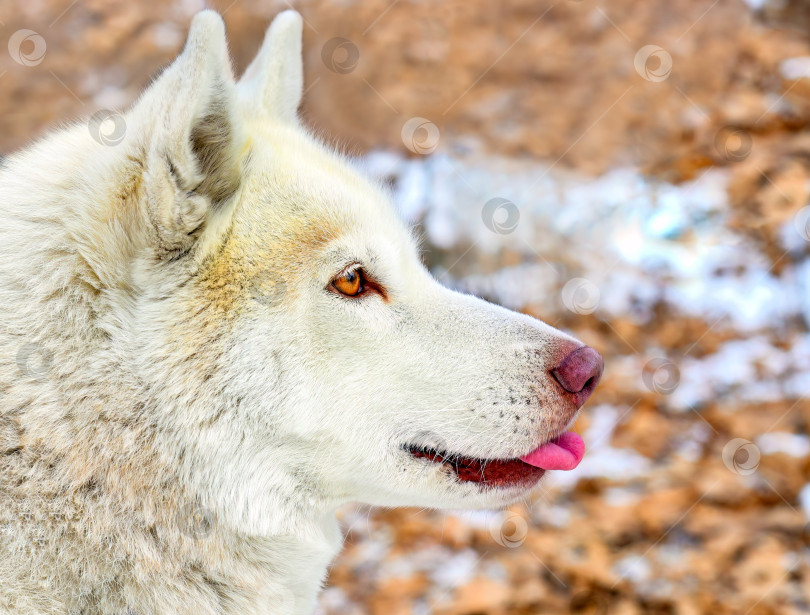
left=407, top=446, right=546, bottom=487
left=406, top=432, right=585, bottom=488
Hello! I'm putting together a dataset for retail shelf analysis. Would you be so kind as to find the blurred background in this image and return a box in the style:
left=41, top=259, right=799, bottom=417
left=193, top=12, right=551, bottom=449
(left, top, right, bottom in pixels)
left=2, top=0, right=810, bottom=613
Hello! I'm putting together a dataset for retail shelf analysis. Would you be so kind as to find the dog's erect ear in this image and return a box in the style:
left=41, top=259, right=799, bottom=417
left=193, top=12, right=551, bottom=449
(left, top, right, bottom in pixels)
left=238, top=11, right=304, bottom=123
left=131, top=11, right=242, bottom=253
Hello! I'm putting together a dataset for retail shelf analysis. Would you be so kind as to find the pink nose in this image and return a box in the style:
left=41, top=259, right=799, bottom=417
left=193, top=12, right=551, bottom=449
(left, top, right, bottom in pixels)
left=551, top=346, right=604, bottom=407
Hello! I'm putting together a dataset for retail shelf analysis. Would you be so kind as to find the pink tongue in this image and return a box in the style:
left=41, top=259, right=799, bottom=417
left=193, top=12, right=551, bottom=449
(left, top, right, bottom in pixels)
left=519, top=432, right=585, bottom=471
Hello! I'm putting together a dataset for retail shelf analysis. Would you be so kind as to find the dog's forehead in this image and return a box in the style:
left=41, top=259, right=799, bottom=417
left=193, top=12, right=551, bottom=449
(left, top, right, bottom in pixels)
left=199, top=122, right=415, bottom=302
left=235, top=123, right=408, bottom=250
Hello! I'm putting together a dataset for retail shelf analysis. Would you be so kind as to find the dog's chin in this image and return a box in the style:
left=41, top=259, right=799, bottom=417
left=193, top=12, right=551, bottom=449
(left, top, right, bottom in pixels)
left=345, top=448, right=546, bottom=511
left=392, top=456, right=545, bottom=511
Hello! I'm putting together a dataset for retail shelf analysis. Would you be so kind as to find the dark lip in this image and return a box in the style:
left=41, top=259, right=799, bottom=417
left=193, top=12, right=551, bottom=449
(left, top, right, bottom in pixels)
left=405, top=444, right=545, bottom=488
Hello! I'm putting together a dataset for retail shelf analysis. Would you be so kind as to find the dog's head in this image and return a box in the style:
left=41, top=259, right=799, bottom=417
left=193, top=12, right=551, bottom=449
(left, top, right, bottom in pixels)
left=80, top=11, right=602, bottom=514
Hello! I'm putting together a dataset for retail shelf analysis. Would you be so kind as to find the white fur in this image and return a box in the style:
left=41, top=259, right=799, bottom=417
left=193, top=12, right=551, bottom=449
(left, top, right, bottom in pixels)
left=0, top=11, right=584, bottom=614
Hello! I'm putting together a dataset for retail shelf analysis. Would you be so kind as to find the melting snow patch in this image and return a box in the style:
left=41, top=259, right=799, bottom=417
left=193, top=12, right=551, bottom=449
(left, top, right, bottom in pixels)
left=613, top=555, right=652, bottom=584
left=668, top=335, right=810, bottom=410
left=531, top=503, right=573, bottom=528
left=604, top=486, right=643, bottom=507
left=740, top=0, right=769, bottom=11
left=315, top=588, right=355, bottom=614
left=755, top=432, right=810, bottom=458
left=675, top=423, right=712, bottom=462
left=429, top=548, right=480, bottom=589
left=448, top=509, right=502, bottom=530
left=559, top=446, right=652, bottom=486
left=367, top=152, right=801, bottom=335
left=781, top=57, right=810, bottom=81
left=799, top=484, right=810, bottom=522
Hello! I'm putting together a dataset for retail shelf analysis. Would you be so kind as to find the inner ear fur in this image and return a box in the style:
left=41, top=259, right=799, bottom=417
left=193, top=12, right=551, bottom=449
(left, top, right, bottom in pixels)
left=131, top=10, right=243, bottom=253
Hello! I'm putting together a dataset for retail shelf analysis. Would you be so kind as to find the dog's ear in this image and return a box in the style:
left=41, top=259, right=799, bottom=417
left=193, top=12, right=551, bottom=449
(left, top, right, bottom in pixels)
left=238, top=10, right=304, bottom=123
left=130, top=10, right=242, bottom=254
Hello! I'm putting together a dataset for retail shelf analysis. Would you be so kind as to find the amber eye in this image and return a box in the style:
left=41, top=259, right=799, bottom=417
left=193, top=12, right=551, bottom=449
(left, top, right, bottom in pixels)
left=332, top=268, right=364, bottom=297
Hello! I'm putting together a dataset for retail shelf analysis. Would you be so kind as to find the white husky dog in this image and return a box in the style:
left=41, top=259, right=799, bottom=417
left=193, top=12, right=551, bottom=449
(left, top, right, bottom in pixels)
left=0, top=10, right=603, bottom=615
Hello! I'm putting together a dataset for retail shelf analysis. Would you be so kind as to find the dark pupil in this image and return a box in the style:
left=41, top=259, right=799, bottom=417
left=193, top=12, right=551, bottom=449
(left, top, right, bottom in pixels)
left=345, top=271, right=357, bottom=284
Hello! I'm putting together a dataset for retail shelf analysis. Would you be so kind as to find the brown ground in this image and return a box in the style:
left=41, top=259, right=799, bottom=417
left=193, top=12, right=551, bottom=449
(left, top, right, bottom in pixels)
left=1, top=1, right=809, bottom=614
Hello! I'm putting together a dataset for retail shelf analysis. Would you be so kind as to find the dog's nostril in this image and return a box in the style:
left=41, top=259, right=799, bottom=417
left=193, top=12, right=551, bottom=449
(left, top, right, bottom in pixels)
left=551, top=346, right=604, bottom=402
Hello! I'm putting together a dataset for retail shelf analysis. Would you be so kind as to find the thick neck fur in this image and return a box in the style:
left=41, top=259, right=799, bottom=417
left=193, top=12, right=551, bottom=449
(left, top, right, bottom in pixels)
left=0, top=130, right=342, bottom=615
